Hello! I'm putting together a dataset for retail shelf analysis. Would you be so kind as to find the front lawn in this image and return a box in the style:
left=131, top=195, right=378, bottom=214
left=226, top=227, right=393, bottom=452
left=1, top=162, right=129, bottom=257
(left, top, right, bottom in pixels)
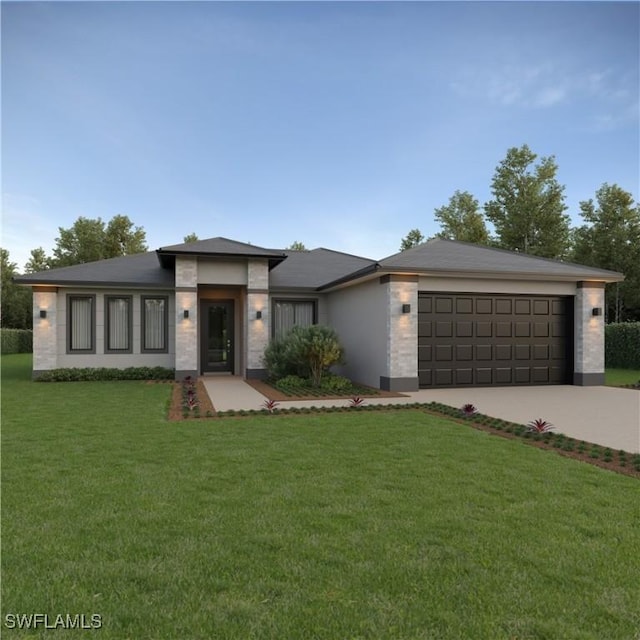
left=2, top=354, right=639, bottom=639
left=606, top=368, right=640, bottom=387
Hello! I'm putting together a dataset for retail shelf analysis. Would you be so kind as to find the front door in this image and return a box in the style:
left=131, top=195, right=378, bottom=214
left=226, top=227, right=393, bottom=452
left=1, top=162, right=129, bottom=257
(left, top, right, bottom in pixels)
left=201, top=301, right=234, bottom=373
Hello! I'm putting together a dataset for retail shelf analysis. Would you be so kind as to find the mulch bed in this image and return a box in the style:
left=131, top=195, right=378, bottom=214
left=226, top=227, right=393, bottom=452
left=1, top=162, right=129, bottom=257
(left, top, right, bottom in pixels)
left=167, top=380, right=216, bottom=421
left=245, top=378, right=407, bottom=401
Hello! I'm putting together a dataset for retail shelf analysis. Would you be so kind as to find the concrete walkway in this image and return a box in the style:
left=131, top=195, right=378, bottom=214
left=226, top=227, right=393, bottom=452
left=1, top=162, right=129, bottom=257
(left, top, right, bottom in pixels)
left=201, top=377, right=640, bottom=453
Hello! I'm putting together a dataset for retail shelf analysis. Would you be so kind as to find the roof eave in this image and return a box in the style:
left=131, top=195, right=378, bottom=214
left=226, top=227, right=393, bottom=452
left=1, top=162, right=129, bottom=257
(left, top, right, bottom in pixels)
left=156, top=249, right=287, bottom=270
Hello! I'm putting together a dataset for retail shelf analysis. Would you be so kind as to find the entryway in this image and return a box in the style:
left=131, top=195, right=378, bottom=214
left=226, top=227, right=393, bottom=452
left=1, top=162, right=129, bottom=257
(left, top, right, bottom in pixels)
left=200, top=300, right=234, bottom=374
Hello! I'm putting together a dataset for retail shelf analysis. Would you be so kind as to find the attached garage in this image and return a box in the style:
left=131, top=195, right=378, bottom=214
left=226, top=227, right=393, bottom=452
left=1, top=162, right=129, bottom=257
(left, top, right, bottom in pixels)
left=418, top=292, right=572, bottom=388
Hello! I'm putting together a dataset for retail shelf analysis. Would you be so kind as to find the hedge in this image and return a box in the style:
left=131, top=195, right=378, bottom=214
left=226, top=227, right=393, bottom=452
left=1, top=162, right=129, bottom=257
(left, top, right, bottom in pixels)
left=36, top=367, right=175, bottom=382
left=1, top=329, right=33, bottom=354
left=605, top=323, right=640, bottom=369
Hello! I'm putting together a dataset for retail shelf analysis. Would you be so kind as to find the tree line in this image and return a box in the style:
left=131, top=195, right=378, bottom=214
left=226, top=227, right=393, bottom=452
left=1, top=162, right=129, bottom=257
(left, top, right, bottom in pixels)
left=400, top=144, right=640, bottom=322
left=2, top=143, right=638, bottom=329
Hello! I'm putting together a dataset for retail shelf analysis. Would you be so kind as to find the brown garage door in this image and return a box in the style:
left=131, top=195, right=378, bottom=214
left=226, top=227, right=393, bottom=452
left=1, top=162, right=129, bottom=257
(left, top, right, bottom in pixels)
left=418, top=293, right=572, bottom=387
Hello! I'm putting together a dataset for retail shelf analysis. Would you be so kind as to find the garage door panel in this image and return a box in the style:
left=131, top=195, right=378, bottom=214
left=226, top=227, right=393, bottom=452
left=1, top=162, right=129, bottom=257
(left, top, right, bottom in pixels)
left=436, top=321, right=453, bottom=337
left=495, top=344, right=512, bottom=360
left=435, top=369, right=453, bottom=385
left=456, top=345, right=473, bottom=361
left=418, top=292, right=571, bottom=388
left=456, top=321, right=473, bottom=337
left=455, top=369, right=473, bottom=385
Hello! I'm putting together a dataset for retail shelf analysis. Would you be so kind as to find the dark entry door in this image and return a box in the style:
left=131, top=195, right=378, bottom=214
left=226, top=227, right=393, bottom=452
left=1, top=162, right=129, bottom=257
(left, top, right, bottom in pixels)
left=201, top=301, right=234, bottom=373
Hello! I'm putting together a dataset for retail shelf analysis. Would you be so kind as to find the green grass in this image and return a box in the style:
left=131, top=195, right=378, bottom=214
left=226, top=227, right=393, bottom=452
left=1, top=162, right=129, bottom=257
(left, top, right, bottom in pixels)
left=605, top=368, right=640, bottom=386
left=2, top=353, right=639, bottom=639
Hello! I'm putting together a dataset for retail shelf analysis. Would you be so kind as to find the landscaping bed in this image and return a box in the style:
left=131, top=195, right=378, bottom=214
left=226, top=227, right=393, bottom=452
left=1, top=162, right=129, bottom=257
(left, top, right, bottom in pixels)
left=245, top=377, right=404, bottom=401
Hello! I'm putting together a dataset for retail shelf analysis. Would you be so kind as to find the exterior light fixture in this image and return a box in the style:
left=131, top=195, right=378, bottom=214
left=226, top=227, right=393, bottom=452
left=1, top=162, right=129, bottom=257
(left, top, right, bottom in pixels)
left=256, top=310, right=262, bottom=320
left=40, top=309, right=47, bottom=319
left=402, top=304, right=411, bottom=314
left=183, top=309, right=189, bottom=319
left=592, top=307, right=602, bottom=317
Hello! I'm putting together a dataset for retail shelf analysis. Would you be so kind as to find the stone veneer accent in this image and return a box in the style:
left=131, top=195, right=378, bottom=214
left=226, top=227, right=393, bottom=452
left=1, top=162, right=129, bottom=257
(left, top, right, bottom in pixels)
left=32, top=289, right=58, bottom=375
left=573, top=282, right=605, bottom=386
left=175, top=257, right=198, bottom=378
left=383, top=275, right=419, bottom=391
left=246, top=259, right=269, bottom=376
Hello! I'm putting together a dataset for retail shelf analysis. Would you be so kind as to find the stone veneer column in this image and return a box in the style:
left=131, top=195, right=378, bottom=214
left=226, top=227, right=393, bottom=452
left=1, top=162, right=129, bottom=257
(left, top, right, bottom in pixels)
left=246, top=259, right=269, bottom=379
left=380, top=275, right=419, bottom=392
left=573, top=281, right=605, bottom=385
left=32, top=288, right=58, bottom=377
left=175, top=257, right=198, bottom=380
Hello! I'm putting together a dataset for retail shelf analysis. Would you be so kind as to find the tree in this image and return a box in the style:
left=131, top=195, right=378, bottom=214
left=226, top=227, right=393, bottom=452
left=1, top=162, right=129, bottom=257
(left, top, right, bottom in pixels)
left=434, top=190, right=490, bottom=244
left=48, top=215, right=148, bottom=267
left=1, top=248, right=32, bottom=329
left=287, top=241, right=308, bottom=251
left=24, top=247, right=52, bottom=273
left=572, top=183, right=640, bottom=322
left=484, top=145, right=571, bottom=259
left=399, top=229, right=425, bottom=251
left=183, top=233, right=199, bottom=243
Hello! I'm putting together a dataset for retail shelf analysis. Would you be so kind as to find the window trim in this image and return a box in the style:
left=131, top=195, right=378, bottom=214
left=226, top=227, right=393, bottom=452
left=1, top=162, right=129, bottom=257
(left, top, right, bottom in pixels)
left=271, top=298, right=318, bottom=339
left=104, top=295, right=133, bottom=354
left=66, top=294, right=97, bottom=354
left=141, top=295, right=169, bottom=354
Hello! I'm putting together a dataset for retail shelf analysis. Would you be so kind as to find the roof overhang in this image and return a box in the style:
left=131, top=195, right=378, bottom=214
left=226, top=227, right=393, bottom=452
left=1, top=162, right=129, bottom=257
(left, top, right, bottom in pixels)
left=156, top=249, right=287, bottom=271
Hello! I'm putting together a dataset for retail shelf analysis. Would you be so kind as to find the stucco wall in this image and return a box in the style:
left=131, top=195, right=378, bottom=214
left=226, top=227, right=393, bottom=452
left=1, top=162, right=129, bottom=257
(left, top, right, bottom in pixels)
left=417, top=276, right=577, bottom=296
left=52, top=288, right=175, bottom=370
left=198, top=259, right=247, bottom=286
left=327, top=279, right=388, bottom=388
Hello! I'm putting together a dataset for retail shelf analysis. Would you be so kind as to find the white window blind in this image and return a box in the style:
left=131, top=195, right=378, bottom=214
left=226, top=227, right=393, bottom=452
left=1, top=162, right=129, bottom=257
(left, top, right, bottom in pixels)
left=144, top=298, right=166, bottom=351
left=107, top=298, right=130, bottom=351
left=70, top=297, right=93, bottom=351
left=274, top=301, right=315, bottom=339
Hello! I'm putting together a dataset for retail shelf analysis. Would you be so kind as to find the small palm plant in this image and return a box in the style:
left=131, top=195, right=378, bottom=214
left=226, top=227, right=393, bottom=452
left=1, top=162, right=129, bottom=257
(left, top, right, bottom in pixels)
left=527, top=418, right=554, bottom=433
left=349, top=396, right=365, bottom=407
left=460, top=403, right=478, bottom=417
left=262, top=399, right=280, bottom=413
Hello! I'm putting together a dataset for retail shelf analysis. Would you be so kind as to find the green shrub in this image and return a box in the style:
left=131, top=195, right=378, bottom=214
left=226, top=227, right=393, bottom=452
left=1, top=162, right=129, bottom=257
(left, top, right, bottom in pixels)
left=36, top=367, right=174, bottom=382
left=1, top=329, right=33, bottom=354
left=275, top=374, right=309, bottom=390
left=263, top=325, right=345, bottom=387
left=605, top=322, right=640, bottom=368
left=320, top=374, right=353, bottom=394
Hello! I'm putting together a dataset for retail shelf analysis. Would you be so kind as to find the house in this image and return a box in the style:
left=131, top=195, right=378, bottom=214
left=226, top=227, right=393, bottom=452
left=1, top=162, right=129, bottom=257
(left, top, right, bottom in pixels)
left=15, top=237, right=623, bottom=389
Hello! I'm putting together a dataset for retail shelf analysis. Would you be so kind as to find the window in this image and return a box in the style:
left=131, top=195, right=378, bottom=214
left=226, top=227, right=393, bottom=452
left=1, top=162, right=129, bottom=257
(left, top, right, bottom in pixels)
left=67, top=295, right=96, bottom=353
left=142, top=296, right=168, bottom=353
left=105, top=296, right=132, bottom=353
left=273, top=299, right=316, bottom=339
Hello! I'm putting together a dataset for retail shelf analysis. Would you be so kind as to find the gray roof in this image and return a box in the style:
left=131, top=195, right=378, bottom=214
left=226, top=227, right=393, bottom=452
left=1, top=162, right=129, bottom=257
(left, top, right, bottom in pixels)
left=270, top=248, right=374, bottom=289
left=375, top=238, right=623, bottom=282
left=15, top=236, right=623, bottom=290
left=157, top=236, right=286, bottom=270
left=14, top=251, right=174, bottom=288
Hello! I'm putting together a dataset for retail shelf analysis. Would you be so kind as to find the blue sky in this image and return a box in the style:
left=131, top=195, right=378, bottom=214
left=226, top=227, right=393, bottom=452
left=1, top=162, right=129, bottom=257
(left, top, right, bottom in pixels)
left=2, top=1, right=639, bottom=270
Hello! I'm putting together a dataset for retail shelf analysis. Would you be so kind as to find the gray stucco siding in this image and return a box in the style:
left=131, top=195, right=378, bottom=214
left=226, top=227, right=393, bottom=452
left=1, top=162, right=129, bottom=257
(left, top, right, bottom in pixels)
left=55, top=289, right=175, bottom=369
left=327, top=279, right=388, bottom=388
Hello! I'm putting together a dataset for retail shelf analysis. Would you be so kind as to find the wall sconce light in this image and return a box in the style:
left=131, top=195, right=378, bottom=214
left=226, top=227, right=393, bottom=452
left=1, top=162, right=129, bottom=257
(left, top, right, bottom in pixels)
left=402, top=304, right=411, bottom=314
left=592, top=307, right=602, bottom=317
left=40, top=309, right=47, bottom=319
left=256, top=310, right=262, bottom=320
left=183, top=309, right=189, bottom=319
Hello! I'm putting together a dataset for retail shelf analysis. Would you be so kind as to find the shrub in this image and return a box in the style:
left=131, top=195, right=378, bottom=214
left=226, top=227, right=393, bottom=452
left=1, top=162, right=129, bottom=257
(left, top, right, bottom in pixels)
left=605, top=322, right=640, bottom=369
left=1, top=329, right=33, bottom=354
left=263, top=325, right=345, bottom=387
left=320, top=374, right=353, bottom=394
left=36, top=367, right=174, bottom=382
left=275, top=375, right=309, bottom=390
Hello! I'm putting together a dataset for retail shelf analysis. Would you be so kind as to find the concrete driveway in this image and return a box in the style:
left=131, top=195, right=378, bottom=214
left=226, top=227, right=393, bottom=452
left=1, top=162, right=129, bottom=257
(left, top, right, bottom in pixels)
left=421, top=386, right=640, bottom=454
